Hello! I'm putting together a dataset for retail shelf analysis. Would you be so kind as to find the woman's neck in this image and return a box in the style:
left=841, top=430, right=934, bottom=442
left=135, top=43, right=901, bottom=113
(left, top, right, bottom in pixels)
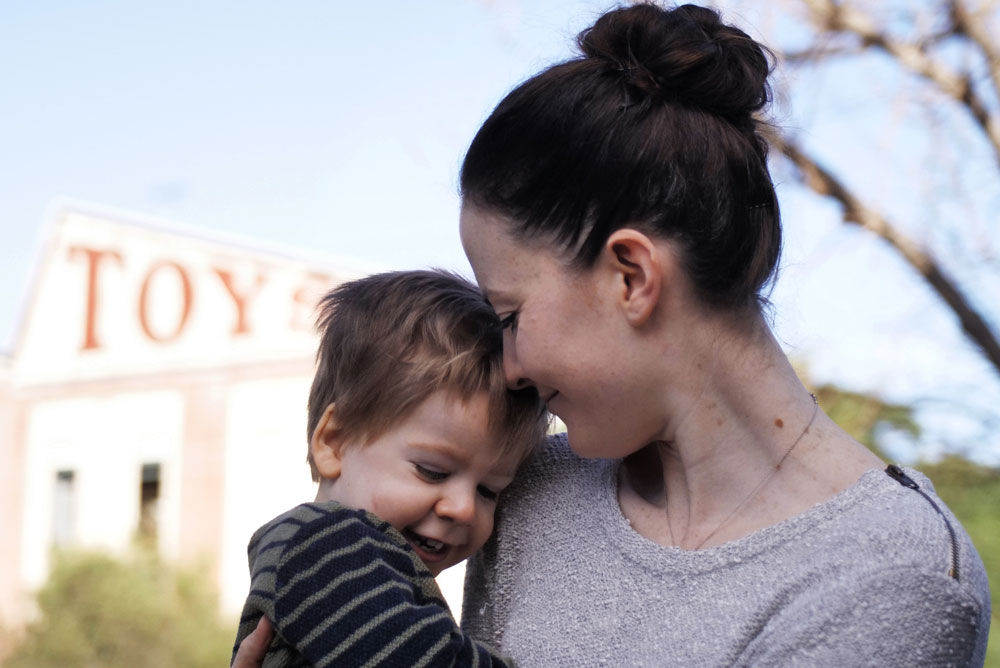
left=619, top=316, right=881, bottom=549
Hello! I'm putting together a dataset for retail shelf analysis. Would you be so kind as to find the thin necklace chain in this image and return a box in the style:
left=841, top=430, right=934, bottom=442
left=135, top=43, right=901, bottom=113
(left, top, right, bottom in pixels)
left=666, top=393, right=820, bottom=551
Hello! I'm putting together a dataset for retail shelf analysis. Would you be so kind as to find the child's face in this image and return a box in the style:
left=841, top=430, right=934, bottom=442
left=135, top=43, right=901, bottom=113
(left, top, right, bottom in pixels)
left=316, top=390, right=519, bottom=576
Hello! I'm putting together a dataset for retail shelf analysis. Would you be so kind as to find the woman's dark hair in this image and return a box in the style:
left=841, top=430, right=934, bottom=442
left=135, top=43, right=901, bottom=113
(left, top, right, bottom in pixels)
left=460, top=3, right=781, bottom=312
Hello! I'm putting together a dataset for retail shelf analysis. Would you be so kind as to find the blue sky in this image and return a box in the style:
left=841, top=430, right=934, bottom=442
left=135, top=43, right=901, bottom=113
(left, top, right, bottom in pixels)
left=2, top=0, right=997, bottom=463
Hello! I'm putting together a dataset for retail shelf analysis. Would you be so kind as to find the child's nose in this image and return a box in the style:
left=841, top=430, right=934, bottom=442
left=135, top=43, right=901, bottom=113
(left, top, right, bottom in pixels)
left=436, top=486, right=477, bottom=525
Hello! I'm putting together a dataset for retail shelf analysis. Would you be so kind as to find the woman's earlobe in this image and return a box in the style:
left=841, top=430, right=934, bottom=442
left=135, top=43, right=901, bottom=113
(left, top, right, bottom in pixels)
left=605, top=229, right=663, bottom=327
left=310, top=403, right=344, bottom=480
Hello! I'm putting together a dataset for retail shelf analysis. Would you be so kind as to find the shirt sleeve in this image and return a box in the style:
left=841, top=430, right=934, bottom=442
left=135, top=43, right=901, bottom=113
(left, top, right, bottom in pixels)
left=271, top=508, right=517, bottom=668
left=735, top=566, right=989, bottom=668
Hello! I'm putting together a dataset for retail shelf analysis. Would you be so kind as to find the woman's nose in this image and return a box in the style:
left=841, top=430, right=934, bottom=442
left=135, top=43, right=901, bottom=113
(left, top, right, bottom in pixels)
left=437, top=487, right=477, bottom=525
left=503, top=339, right=532, bottom=390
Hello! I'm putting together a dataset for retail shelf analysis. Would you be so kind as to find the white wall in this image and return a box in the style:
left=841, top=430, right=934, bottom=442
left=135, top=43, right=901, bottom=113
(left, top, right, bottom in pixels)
left=20, top=391, right=184, bottom=589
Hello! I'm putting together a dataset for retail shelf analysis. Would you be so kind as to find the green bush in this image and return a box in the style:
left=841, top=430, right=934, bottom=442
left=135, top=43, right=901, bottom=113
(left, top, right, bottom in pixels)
left=4, top=548, right=233, bottom=668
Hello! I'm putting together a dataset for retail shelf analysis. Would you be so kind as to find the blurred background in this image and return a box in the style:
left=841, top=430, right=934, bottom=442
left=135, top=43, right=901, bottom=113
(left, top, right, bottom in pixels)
left=1, top=0, right=997, bottom=665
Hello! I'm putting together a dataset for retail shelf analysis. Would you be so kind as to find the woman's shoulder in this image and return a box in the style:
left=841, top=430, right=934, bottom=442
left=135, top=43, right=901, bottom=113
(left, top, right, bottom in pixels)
left=839, top=467, right=971, bottom=555
left=886, top=467, right=989, bottom=591
left=738, top=465, right=992, bottom=667
left=801, top=465, right=989, bottom=606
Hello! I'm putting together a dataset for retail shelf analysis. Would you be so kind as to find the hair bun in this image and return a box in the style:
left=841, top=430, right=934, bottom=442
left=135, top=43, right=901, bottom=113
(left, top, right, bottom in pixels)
left=578, top=3, right=772, bottom=119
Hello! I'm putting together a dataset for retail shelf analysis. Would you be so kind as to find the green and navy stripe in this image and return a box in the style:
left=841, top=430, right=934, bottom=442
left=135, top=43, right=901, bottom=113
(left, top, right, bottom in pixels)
left=233, top=502, right=515, bottom=667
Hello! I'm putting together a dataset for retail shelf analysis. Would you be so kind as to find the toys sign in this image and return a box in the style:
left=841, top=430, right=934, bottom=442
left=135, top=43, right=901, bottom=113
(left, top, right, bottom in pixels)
left=12, top=208, right=355, bottom=385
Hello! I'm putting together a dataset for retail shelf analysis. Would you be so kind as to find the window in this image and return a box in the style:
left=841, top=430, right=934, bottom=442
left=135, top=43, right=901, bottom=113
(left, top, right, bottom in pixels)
left=139, top=463, right=161, bottom=543
left=53, top=470, right=76, bottom=547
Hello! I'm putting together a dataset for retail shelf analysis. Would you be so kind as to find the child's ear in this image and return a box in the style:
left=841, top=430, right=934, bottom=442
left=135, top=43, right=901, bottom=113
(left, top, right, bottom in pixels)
left=310, top=403, right=345, bottom=480
left=602, top=229, right=664, bottom=327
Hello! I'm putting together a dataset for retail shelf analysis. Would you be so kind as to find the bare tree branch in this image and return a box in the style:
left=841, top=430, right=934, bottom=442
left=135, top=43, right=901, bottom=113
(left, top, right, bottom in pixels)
left=916, top=27, right=961, bottom=51
left=771, top=132, right=1000, bottom=375
left=783, top=28, right=957, bottom=63
left=948, top=0, right=1000, bottom=98
left=783, top=43, right=862, bottom=63
left=799, top=0, right=1000, bottom=168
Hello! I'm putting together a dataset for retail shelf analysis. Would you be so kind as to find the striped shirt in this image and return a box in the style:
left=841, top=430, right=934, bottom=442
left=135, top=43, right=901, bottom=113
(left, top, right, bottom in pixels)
left=233, top=501, right=516, bottom=668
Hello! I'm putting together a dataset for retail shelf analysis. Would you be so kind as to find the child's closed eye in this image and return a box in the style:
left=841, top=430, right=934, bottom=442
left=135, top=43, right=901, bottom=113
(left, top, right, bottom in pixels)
left=477, top=485, right=500, bottom=502
left=414, top=464, right=448, bottom=481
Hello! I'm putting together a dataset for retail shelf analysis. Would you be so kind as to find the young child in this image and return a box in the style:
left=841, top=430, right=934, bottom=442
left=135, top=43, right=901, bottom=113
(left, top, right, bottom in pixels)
left=231, top=269, right=546, bottom=668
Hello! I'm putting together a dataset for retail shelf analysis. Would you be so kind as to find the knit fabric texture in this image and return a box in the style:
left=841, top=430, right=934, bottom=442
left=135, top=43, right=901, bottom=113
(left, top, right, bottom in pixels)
left=462, top=434, right=991, bottom=667
left=233, top=501, right=516, bottom=668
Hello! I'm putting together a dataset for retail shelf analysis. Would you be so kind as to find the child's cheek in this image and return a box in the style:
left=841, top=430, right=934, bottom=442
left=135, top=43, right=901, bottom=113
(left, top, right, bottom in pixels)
left=368, top=497, right=398, bottom=527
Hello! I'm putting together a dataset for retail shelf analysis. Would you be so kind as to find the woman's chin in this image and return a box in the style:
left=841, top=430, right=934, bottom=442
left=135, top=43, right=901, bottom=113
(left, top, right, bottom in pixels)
left=564, top=429, right=605, bottom=459
left=565, top=424, right=644, bottom=460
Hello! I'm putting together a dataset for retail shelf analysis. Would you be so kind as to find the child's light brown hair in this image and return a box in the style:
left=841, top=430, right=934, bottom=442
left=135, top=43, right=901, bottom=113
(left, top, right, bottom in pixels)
left=306, top=269, right=547, bottom=481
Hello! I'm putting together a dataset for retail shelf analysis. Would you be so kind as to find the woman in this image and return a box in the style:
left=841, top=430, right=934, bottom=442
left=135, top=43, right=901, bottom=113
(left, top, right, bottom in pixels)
left=237, top=3, right=991, bottom=666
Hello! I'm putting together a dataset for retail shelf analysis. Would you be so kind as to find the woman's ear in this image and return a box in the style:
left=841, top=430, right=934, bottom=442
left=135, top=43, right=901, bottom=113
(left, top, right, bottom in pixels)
left=603, top=229, right=665, bottom=327
left=310, top=403, right=345, bottom=480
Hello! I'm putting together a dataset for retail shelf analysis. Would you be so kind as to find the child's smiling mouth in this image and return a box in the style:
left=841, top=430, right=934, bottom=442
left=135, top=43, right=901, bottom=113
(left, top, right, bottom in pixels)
left=403, top=528, right=448, bottom=559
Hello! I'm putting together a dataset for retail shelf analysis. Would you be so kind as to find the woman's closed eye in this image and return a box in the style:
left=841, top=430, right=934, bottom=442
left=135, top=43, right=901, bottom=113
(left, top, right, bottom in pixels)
left=499, top=312, right=519, bottom=332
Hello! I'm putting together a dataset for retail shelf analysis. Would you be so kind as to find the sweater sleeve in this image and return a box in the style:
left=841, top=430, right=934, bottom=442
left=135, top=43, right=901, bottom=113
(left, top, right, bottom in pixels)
left=461, top=537, right=506, bottom=648
left=461, top=439, right=560, bottom=650
left=269, top=506, right=517, bottom=668
left=735, top=566, right=989, bottom=668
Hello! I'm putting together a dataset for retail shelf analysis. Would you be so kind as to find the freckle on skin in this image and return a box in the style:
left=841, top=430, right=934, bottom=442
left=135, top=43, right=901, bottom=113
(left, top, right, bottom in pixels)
left=716, top=418, right=723, bottom=426
left=774, top=418, right=784, bottom=428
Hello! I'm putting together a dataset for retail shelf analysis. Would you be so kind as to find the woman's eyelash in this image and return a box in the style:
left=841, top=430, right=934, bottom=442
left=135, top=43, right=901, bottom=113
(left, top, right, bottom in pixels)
left=499, top=312, right=518, bottom=330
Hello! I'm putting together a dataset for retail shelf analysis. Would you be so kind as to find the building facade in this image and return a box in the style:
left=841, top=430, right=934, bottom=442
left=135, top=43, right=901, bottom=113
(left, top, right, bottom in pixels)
left=1, top=204, right=472, bottom=628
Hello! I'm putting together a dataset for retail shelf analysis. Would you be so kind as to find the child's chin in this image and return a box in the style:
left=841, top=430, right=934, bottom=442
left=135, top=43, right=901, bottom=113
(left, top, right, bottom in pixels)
left=422, top=561, right=444, bottom=576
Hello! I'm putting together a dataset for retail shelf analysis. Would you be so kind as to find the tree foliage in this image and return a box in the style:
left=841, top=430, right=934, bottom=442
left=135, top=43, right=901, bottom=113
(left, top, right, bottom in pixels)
left=3, top=548, right=233, bottom=668
left=814, top=381, right=920, bottom=457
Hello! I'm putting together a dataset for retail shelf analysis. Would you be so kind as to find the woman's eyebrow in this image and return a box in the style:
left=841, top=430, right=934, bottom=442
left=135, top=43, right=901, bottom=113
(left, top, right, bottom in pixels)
left=481, top=288, right=514, bottom=308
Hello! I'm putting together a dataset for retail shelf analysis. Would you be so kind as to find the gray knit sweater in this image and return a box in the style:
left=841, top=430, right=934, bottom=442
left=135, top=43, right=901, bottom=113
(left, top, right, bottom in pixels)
left=462, top=434, right=991, bottom=667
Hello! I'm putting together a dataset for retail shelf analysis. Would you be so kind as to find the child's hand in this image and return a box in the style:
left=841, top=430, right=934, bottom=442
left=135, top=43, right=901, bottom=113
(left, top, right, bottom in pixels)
left=231, top=616, right=273, bottom=668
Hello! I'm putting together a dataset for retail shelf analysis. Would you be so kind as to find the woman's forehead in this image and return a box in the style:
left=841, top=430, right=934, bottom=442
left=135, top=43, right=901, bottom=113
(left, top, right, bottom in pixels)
left=459, top=203, right=510, bottom=239
left=460, top=207, right=521, bottom=266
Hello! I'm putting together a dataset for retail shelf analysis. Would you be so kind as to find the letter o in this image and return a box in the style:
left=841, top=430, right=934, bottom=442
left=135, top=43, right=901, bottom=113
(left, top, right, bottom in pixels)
left=138, top=261, right=193, bottom=342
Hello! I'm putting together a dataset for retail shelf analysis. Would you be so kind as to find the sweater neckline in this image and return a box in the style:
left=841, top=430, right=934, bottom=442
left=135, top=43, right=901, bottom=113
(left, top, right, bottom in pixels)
left=596, top=459, right=895, bottom=575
